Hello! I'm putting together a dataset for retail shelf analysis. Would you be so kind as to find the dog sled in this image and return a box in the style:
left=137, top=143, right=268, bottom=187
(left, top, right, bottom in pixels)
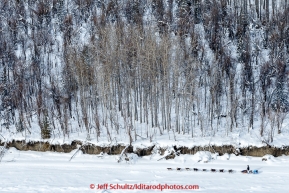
left=241, top=170, right=258, bottom=174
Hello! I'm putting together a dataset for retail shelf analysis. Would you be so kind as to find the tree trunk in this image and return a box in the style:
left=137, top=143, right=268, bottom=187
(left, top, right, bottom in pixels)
left=255, top=0, right=259, bottom=18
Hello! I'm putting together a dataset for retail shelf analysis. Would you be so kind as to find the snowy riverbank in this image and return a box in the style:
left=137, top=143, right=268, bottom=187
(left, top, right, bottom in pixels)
left=1, top=148, right=289, bottom=193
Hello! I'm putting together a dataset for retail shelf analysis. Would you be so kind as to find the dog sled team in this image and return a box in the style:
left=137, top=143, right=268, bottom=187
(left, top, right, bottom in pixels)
left=167, top=165, right=258, bottom=174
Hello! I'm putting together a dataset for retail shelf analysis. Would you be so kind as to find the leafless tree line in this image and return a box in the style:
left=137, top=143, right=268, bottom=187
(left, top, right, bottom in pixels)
left=0, top=0, right=288, bottom=144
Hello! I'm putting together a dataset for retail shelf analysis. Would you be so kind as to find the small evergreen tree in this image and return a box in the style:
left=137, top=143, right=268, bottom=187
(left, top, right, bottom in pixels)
left=41, top=115, right=51, bottom=139
left=16, top=118, right=25, bottom=133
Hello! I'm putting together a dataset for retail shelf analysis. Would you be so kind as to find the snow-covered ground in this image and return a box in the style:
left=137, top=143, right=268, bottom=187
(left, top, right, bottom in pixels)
left=1, top=148, right=288, bottom=193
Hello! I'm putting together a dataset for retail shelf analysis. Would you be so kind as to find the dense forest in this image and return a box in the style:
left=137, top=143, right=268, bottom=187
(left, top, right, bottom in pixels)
left=0, top=0, right=288, bottom=144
